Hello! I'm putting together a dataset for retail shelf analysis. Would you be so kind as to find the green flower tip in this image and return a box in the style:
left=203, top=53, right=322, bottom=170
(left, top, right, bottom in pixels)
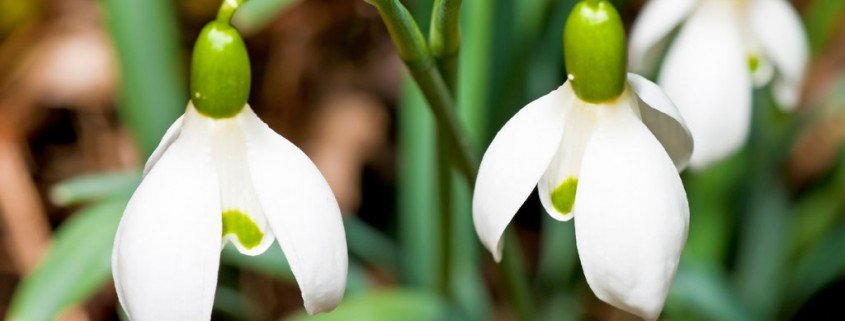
left=222, top=209, right=264, bottom=249
left=551, top=177, right=578, bottom=215
left=563, top=0, right=626, bottom=103
left=748, top=54, right=760, bottom=73
left=190, top=3, right=251, bottom=119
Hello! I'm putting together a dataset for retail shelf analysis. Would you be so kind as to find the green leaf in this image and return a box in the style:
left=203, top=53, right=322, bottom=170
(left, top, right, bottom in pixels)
left=100, top=0, right=185, bottom=157
left=220, top=243, right=295, bottom=281
left=537, top=215, right=577, bottom=291
left=282, top=289, right=447, bottom=321
left=232, top=0, right=300, bottom=34
left=667, top=265, right=759, bottom=321
left=785, top=223, right=845, bottom=316
left=345, top=216, right=398, bottom=272
left=49, top=171, right=140, bottom=206
left=397, top=78, right=439, bottom=289
left=221, top=239, right=372, bottom=295
left=804, top=0, right=845, bottom=54
left=7, top=196, right=129, bottom=321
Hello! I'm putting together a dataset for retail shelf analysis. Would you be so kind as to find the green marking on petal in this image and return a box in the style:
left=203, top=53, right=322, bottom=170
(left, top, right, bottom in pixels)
left=551, top=177, right=579, bottom=215
left=222, top=209, right=263, bottom=249
left=748, top=55, right=760, bottom=73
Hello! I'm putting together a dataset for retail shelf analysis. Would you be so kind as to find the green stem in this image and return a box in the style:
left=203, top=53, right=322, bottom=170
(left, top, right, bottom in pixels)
left=372, top=1, right=535, bottom=319
left=499, top=231, right=537, bottom=321
left=436, top=134, right=453, bottom=299
left=430, top=0, right=461, bottom=302
left=370, top=0, right=476, bottom=184
left=216, top=0, right=247, bottom=24
left=430, top=0, right=462, bottom=91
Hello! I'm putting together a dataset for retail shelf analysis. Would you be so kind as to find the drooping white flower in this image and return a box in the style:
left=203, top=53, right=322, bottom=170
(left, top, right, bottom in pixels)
left=474, top=76, right=691, bottom=320
left=112, top=5, right=347, bottom=319
left=112, top=103, right=348, bottom=320
left=629, top=0, right=808, bottom=168
left=473, top=2, right=692, bottom=319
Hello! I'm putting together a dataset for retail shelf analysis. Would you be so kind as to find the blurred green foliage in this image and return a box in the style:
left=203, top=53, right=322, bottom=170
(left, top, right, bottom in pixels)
left=8, top=190, right=131, bottom=321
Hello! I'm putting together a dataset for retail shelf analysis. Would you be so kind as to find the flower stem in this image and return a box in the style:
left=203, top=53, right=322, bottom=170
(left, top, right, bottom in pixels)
left=431, top=0, right=462, bottom=301
left=499, top=233, right=538, bottom=321
left=436, top=136, right=453, bottom=298
left=371, top=1, right=537, bottom=320
left=369, top=0, right=477, bottom=183
left=217, top=0, right=247, bottom=24
left=430, top=0, right=462, bottom=90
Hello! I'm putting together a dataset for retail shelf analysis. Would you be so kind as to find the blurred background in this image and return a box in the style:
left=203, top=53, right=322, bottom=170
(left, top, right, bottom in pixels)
left=0, top=0, right=843, bottom=320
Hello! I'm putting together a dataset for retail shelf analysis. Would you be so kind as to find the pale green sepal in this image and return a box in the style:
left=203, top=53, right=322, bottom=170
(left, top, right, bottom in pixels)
left=564, top=0, right=626, bottom=103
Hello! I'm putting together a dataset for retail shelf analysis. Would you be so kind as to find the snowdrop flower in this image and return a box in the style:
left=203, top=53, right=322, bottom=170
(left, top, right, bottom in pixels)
left=111, top=3, right=347, bottom=320
left=473, top=1, right=691, bottom=320
left=629, top=0, right=808, bottom=168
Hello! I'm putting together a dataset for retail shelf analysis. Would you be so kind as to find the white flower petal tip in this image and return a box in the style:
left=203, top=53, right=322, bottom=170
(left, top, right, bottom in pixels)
left=240, top=107, right=348, bottom=314
left=473, top=84, right=574, bottom=262
left=627, top=73, right=694, bottom=171
left=628, top=0, right=698, bottom=74
left=113, top=116, right=222, bottom=321
left=574, top=99, right=688, bottom=321
left=749, top=0, right=808, bottom=111
left=658, top=0, right=751, bottom=169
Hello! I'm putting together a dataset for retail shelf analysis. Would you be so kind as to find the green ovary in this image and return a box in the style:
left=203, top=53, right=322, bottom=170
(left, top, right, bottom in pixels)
left=551, top=177, right=579, bottom=215
left=222, top=209, right=264, bottom=249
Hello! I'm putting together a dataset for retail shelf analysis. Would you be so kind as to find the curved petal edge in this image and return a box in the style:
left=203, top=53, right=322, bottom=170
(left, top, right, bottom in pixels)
left=240, top=107, right=348, bottom=314
left=473, top=84, right=573, bottom=262
left=627, top=73, right=693, bottom=171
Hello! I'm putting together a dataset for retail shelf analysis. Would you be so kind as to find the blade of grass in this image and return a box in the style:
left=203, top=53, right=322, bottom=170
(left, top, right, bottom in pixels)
left=7, top=195, right=129, bottom=321
left=283, top=289, right=448, bottom=321
left=667, top=264, right=760, bottom=321
left=49, top=171, right=140, bottom=206
left=785, top=222, right=845, bottom=316
left=345, top=216, right=398, bottom=272
left=100, top=0, right=185, bottom=156
left=232, top=0, right=300, bottom=35
left=447, top=0, right=496, bottom=319
left=397, top=78, right=439, bottom=290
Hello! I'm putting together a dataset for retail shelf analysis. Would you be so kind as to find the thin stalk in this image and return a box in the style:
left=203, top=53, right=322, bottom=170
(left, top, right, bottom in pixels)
left=371, top=1, right=536, bottom=319
left=430, top=0, right=462, bottom=302
left=369, top=0, right=476, bottom=183
left=436, top=134, right=453, bottom=298
left=499, top=231, right=538, bottom=321
left=430, top=0, right=462, bottom=90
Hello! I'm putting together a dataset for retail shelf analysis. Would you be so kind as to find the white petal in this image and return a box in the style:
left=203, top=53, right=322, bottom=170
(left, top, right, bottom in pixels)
left=628, top=0, right=698, bottom=74
left=239, top=107, right=347, bottom=314
left=537, top=95, right=598, bottom=222
left=658, top=0, right=751, bottom=169
left=143, top=115, right=183, bottom=177
left=113, top=109, right=221, bottom=321
left=749, top=0, right=808, bottom=110
left=473, top=83, right=574, bottom=262
left=209, top=111, right=275, bottom=256
left=574, top=99, right=689, bottom=321
left=627, top=73, right=693, bottom=171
